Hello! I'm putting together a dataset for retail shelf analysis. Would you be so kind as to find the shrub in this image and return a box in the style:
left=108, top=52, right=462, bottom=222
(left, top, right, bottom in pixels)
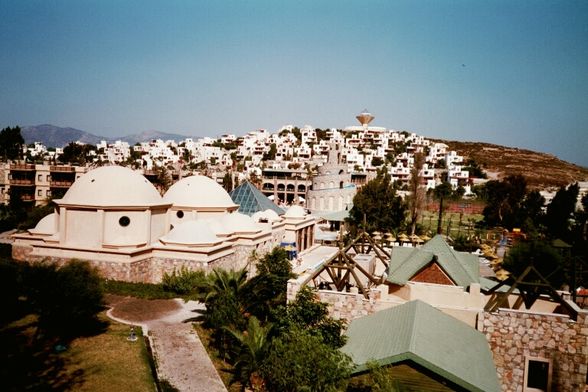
left=162, top=267, right=205, bottom=295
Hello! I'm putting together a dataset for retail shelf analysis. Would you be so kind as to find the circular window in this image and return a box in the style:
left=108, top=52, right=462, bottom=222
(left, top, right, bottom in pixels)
left=119, top=216, right=130, bottom=227
left=176, top=210, right=184, bottom=219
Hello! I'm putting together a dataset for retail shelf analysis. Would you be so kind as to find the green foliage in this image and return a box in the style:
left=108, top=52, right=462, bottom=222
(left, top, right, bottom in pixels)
left=462, top=159, right=487, bottom=179
left=103, top=279, right=176, bottom=299
left=272, top=286, right=347, bottom=349
left=0, top=126, right=24, bottom=160
left=452, top=234, right=480, bottom=253
left=503, top=241, right=565, bottom=288
left=545, top=183, right=579, bottom=241
left=347, top=361, right=405, bottom=392
left=371, top=156, right=384, bottom=167
left=348, top=170, right=406, bottom=233
left=0, top=258, right=22, bottom=324
left=225, top=316, right=273, bottom=389
left=17, top=203, right=54, bottom=230
left=263, top=143, right=277, bottom=160
left=162, top=267, right=206, bottom=295
left=58, top=142, right=96, bottom=165
left=24, top=260, right=105, bottom=338
left=480, top=175, right=528, bottom=229
left=260, top=327, right=352, bottom=392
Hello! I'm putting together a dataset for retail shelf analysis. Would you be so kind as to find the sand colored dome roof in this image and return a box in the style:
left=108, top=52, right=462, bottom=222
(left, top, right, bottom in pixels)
left=159, top=220, right=221, bottom=246
left=163, top=175, right=238, bottom=209
left=252, top=209, right=282, bottom=223
left=58, top=166, right=163, bottom=207
left=28, top=212, right=57, bottom=235
left=221, top=212, right=262, bottom=234
left=284, top=205, right=307, bottom=218
left=206, top=217, right=234, bottom=236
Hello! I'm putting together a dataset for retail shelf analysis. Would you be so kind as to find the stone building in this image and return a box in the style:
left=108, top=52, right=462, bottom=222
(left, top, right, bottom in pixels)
left=12, top=166, right=314, bottom=282
left=306, top=143, right=356, bottom=214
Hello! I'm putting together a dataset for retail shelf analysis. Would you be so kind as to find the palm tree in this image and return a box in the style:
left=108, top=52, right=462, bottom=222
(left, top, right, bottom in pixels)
left=225, top=316, right=273, bottom=391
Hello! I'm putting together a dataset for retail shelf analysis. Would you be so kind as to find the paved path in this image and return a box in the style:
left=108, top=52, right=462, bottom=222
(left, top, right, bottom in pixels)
left=106, top=297, right=227, bottom=392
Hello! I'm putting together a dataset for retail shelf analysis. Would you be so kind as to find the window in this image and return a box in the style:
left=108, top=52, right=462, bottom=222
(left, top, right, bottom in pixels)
left=524, top=357, right=552, bottom=392
left=37, top=174, right=42, bottom=181
left=37, top=189, right=42, bottom=196
left=118, top=216, right=131, bottom=227
left=176, top=211, right=184, bottom=219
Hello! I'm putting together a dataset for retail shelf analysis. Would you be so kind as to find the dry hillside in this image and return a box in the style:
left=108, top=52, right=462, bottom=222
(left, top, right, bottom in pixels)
left=436, top=140, right=588, bottom=189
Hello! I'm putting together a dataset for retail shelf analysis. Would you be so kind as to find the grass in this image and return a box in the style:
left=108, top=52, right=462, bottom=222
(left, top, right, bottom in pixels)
left=194, top=323, right=242, bottom=392
left=419, top=211, right=486, bottom=239
left=103, top=279, right=177, bottom=300
left=0, top=312, right=156, bottom=392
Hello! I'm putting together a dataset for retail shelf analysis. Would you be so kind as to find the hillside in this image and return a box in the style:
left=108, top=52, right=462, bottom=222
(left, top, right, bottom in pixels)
left=438, top=140, right=588, bottom=189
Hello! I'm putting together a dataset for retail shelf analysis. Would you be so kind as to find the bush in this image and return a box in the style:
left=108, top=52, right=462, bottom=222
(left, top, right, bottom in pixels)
left=162, top=267, right=205, bottom=295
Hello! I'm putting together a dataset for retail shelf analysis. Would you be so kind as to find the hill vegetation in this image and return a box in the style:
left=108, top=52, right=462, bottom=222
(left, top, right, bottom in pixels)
left=437, top=139, right=588, bottom=188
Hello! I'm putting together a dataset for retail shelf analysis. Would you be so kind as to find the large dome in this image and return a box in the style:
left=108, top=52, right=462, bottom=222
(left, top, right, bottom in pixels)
left=163, top=175, right=238, bottom=210
left=57, top=166, right=164, bottom=207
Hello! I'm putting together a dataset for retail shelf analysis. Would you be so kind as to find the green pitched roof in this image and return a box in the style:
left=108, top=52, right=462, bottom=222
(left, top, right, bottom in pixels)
left=387, top=235, right=479, bottom=287
left=229, top=181, right=285, bottom=216
left=342, top=300, right=500, bottom=392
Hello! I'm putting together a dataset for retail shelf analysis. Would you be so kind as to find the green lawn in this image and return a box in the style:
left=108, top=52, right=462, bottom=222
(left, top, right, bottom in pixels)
left=0, top=313, right=155, bottom=391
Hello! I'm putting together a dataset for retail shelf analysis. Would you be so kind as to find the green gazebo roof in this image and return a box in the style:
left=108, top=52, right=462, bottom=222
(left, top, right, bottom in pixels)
left=387, top=235, right=479, bottom=287
left=342, top=300, right=500, bottom=392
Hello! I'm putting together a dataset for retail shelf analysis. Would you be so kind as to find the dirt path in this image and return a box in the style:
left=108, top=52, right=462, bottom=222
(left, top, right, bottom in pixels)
left=105, top=295, right=227, bottom=392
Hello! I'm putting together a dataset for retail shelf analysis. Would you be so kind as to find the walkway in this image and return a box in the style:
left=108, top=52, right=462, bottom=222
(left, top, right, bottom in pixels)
left=106, top=296, right=227, bottom=392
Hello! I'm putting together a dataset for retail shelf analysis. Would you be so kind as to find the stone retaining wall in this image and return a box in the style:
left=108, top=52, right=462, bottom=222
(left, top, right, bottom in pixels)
left=478, top=309, right=588, bottom=392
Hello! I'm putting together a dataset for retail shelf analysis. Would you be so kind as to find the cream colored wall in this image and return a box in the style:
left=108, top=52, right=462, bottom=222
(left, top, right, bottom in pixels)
left=150, top=209, right=167, bottom=243
left=168, top=208, right=197, bottom=228
left=103, top=210, right=149, bottom=246
left=65, top=209, right=100, bottom=247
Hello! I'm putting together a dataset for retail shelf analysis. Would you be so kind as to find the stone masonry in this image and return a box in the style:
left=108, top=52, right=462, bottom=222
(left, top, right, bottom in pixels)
left=478, top=308, right=588, bottom=392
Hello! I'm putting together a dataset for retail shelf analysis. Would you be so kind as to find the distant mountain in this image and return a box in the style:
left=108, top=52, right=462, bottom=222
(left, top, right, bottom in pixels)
left=119, top=130, right=189, bottom=145
left=21, top=125, right=191, bottom=147
left=21, top=124, right=105, bottom=147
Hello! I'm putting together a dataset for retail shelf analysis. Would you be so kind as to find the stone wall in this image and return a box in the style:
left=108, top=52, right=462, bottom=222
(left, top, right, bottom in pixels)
left=479, top=308, right=588, bottom=392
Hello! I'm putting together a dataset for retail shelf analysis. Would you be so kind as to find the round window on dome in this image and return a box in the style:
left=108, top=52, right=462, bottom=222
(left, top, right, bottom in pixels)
left=176, top=210, right=184, bottom=219
left=119, top=216, right=131, bottom=227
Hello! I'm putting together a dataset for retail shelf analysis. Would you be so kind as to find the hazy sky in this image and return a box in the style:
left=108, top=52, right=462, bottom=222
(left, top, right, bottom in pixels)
left=1, top=1, right=587, bottom=166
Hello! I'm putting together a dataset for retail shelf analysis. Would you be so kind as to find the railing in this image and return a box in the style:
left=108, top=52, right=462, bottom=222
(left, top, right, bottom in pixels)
left=10, top=179, right=35, bottom=186
left=10, top=164, right=35, bottom=171
left=21, top=194, right=35, bottom=201
left=50, top=165, right=75, bottom=172
left=50, top=180, right=74, bottom=187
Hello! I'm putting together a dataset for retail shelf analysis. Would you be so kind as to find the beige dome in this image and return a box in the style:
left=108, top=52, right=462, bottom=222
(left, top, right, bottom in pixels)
left=206, top=217, right=234, bottom=236
left=163, top=175, right=238, bottom=210
left=57, top=166, right=163, bottom=207
left=28, top=212, right=57, bottom=235
left=252, top=209, right=282, bottom=223
left=160, top=220, right=221, bottom=246
left=221, top=212, right=261, bottom=234
left=285, top=205, right=306, bottom=218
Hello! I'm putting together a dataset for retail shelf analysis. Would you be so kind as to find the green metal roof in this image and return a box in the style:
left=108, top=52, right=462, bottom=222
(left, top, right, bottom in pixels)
left=229, top=181, right=285, bottom=216
left=342, top=300, right=500, bottom=392
left=387, top=235, right=479, bottom=287
left=319, top=209, right=350, bottom=222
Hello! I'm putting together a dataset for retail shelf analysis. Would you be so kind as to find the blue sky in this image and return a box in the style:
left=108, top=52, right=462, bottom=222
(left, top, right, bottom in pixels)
left=1, top=0, right=587, bottom=166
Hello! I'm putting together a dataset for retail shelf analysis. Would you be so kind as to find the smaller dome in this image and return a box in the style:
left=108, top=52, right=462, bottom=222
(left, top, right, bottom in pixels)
left=28, top=213, right=57, bottom=235
left=221, top=212, right=262, bottom=234
left=285, top=205, right=306, bottom=218
left=252, top=209, right=281, bottom=223
left=206, top=218, right=234, bottom=236
left=163, top=175, right=238, bottom=209
left=160, top=220, right=221, bottom=246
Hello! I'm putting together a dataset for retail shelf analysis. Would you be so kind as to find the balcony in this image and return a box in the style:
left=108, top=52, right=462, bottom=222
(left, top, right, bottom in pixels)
left=50, top=165, right=75, bottom=172
left=10, top=164, right=35, bottom=171
left=10, top=179, right=35, bottom=186
left=50, top=180, right=74, bottom=188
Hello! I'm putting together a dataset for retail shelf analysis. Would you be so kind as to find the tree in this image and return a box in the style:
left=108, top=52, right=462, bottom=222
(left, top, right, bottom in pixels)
left=0, top=126, right=24, bottom=161
left=480, top=175, right=527, bottom=229
left=225, top=316, right=273, bottom=390
left=260, top=327, right=352, bottom=392
left=264, top=143, right=277, bottom=161
left=503, top=240, right=565, bottom=289
left=370, top=156, right=384, bottom=167
left=222, top=172, right=234, bottom=192
left=544, top=183, right=579, bottom=241
left=58, top=142, right=96, bottom=165
left=348, top=170, right=406, bottom=233
left=407, top=153, right=425, bottom=236
left=519, top=190, right=545, bottom=234
left=24, top=260, right=105, bottom=339
left=432, top=181, right=453, bottom=234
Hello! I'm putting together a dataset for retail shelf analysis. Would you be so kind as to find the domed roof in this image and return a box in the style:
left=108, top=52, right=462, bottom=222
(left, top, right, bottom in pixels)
left=221, top=212, right=262, bottom=234
left=57, top=166, right=163, bottom=207
left=252, top=209, right=282, bottom=223
left=28, top=212, right=57, bottom=235
left=284, top=205, right=307, bottom=218
left=159, top=220, right=222, bottom=246
left=205, top=217, right=234, bottom=236
left=163, top=175, right=238, bottom=209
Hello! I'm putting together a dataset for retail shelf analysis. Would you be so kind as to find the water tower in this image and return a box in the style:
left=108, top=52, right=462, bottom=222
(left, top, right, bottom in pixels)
left=356, top=109, right=375, bottom=129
